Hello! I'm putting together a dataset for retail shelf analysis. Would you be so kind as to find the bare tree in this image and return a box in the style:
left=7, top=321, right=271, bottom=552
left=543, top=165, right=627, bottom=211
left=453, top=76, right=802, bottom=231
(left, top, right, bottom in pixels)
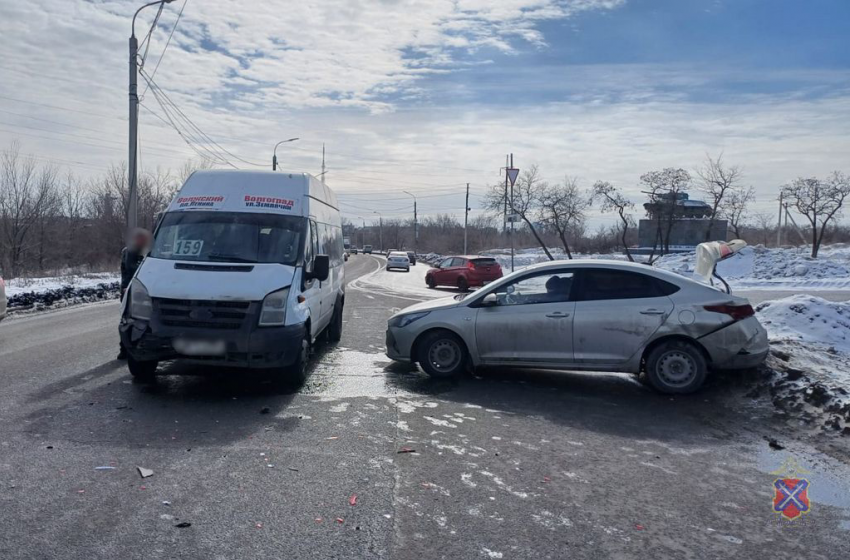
left=484, top=164, right=553, bottom=260
left=696, top=153, right=742, bottom=241
left=539, top=176, right=588, bottom=259
left=751, top=211, right=776, bottom=246
left=720, top=185, right=755, bottom=240
left=592, top=180, right=636, bottom=262
left=0, top=142, right=59, bottom=277
left=781, top=172, right=850, bottom=257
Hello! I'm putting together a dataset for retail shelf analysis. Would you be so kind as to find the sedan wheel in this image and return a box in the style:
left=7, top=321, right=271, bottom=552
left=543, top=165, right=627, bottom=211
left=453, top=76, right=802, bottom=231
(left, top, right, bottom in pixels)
left=417, top=330, right=467, bottom=378
left=645, top=340, right=707, bottom=394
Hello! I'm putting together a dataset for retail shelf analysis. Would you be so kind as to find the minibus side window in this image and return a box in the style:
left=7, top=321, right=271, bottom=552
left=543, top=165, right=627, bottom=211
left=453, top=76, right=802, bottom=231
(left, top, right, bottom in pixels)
left=304, top=220, right=317, bottom=274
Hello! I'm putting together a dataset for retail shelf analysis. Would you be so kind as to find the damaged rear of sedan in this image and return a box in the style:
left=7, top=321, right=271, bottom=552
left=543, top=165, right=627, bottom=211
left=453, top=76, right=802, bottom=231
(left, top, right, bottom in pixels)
left=386, top=260, right=768, bottom=394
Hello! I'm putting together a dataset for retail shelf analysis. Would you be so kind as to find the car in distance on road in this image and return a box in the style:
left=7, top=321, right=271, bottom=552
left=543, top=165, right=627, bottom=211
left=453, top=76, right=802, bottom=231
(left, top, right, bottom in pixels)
left=386, top=252, right=411, bottom=272
left=406, top=251, right=417, bottom=265
left=119, top=169, right=346, bottom=388
left=363, top=245, right=373, bottom=254
left=0, top=273, right=6, bottom=322
left=351, top=247, right=359, bottom=254
left=387, top=260, right=768, bottom=394
left=425, top=256, right=502, bottom=291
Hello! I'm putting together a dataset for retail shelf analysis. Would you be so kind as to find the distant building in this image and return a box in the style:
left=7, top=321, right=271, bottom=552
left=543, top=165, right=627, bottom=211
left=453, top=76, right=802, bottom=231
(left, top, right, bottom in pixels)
left=636, top=192, right=727, bottom=252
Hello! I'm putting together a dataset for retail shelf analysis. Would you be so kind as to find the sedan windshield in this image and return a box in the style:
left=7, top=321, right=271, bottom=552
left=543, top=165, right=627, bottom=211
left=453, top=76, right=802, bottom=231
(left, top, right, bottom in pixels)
left=151, top=211, right=305, bottom=265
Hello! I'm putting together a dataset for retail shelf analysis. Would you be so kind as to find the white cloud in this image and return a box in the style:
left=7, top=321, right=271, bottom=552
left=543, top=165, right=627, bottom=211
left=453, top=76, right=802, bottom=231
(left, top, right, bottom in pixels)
left=0, top=0, right=848, bottom=229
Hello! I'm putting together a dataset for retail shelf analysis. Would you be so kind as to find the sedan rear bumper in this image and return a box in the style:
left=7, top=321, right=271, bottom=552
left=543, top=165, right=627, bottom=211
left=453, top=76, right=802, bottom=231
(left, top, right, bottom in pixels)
left=699, top=316, right=769, bottom=370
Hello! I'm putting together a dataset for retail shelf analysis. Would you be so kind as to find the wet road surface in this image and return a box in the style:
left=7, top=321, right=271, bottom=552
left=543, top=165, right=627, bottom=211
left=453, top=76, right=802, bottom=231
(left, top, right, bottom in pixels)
left=1, top=254, right=849, bottom=559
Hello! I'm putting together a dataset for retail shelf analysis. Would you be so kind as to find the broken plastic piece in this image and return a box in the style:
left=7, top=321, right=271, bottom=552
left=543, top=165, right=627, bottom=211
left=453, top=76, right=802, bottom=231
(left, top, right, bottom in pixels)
left=349, top=494, right=357, bottom=506
left=137, top=466, right=154, bottom=478
left=397, top=447, right=416, bottom=454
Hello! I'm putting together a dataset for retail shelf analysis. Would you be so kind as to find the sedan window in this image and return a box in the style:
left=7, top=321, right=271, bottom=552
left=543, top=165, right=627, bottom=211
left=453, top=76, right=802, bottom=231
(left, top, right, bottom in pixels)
left=490, top=271, right=575, bottom=306
left=578, top=269, right=672, bottom=301
left=438, top=258, right=453, bottom=268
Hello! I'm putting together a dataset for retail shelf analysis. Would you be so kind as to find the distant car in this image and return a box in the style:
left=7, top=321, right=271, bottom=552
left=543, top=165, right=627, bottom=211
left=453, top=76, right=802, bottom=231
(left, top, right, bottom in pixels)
left=364, top=245, right=373, bottom=254
left=351, top=247, right=359, bottom=254
left=426, top=256, right=502, bottom=291
left=0, top=273, right=6, bottom=322
left=387, top=260, right=769, bottom=394
left=386, top=252, right=410, bottom=272
left=406, top=251, right=417, bottom=265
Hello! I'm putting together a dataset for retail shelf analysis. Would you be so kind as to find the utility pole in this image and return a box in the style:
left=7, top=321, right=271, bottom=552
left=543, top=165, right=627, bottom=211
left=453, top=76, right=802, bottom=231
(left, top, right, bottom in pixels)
left=503, top=155, right=508, bottom=234
left=321, top=143, right=326, bottom=181
left=776, top=192, right=783, bottom=247
left=373, top=211, right=383, bottom=252
left=129, top=0, right=175, bottom=239
left=463, top=182, right=470, bottom=254
left=403, top=191, right=417, bottom=256
left=509, top=153, right=514, bottom=272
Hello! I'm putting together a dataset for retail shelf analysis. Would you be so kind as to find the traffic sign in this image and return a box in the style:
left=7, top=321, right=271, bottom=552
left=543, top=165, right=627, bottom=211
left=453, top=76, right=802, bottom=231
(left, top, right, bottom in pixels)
left=506, top=168, right=519, bottom=186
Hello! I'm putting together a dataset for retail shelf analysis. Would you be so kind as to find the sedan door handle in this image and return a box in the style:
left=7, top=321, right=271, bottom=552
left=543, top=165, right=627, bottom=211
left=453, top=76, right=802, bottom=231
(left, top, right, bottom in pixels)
left=640, top=309, right=666, bottom=315
left=545, top=312, right=570, bottom=318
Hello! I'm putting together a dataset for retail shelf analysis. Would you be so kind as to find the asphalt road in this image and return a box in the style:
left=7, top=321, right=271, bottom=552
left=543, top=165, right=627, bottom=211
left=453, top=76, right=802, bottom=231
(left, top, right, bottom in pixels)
left=1, top=254, right=849, bottom=559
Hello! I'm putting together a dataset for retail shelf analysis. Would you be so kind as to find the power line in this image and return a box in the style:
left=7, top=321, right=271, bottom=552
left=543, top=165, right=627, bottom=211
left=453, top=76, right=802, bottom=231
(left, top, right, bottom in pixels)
left=0, top=94, right=123, bottom=120
left=138, top=2, right=165, bottom=69
left=142, top=0, right=189, bottom=99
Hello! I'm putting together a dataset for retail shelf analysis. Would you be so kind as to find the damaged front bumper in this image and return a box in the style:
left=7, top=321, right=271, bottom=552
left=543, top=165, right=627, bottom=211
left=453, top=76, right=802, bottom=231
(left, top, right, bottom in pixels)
left=119, top=306, right=305, bottom=369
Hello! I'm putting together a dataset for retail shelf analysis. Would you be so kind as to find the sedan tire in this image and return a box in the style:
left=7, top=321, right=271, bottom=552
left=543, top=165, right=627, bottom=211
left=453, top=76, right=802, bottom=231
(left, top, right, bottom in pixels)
left=416, top=330, right=467, bottom=378
left=426, top=276, right=436, bottom=289
left=644, top=340, right=707, bottom=394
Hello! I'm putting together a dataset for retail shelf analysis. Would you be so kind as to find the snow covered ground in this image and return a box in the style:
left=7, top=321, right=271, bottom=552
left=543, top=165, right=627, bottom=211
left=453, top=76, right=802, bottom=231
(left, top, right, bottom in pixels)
left=5, top=272, right=120, bottom=298
left=654, top=245, right=850, bottom=291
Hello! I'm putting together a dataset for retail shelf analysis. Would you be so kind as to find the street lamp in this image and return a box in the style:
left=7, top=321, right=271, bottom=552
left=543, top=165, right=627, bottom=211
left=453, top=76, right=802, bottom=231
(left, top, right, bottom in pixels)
left=373, top=211, right=383, bottom=252
left=272, top=138, right=300, bottom=170
left=128, top=0, right=176, bottom=239
left=402, top=191, right=417, bottom=256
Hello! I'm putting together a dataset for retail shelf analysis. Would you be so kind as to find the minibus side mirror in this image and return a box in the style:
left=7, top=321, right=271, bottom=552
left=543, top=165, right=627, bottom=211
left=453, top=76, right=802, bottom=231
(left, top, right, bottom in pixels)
left=312, top=255, right=330, bottom=281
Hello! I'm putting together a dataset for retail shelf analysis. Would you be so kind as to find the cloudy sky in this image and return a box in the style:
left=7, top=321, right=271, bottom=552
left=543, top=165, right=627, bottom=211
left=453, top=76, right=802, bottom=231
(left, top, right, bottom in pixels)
left=1, top=0, right=848, bottom=227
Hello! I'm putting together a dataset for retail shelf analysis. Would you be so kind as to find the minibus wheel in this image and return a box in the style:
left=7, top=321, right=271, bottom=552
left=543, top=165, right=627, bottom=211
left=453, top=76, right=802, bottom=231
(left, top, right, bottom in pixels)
left=127, top=356, right=158, bottom=383
left=326, top=300, right=343, bottom=342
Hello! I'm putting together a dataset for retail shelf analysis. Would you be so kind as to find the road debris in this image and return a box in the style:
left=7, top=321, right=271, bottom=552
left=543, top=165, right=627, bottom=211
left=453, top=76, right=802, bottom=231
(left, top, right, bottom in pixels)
left=765, top=437, right=785, bottom=451
left=397, top=447, right=416, bottom=454
left=349, top=494, right=358, bottom=506
left=336, top=518, right=344, bottom=524
left=137, top=466, right=154, bottom=478
left=94, top=466, right=116, bottom=471
left=175, top=522, right=192, bottom=528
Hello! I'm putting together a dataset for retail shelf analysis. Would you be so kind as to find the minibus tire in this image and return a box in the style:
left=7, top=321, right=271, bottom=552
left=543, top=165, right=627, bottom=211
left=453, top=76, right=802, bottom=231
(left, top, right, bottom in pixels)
left=326, top=300, right=343, bottom=342
left=128, top=356, right=158, bottom=383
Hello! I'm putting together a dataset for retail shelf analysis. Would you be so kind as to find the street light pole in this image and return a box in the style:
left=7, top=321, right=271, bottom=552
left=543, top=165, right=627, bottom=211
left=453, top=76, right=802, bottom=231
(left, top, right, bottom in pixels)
left=128, top=0, right=175, bottom=239
left=403, top=191, right=417, bottom=255
left=272, top=138, right=300, bottom=170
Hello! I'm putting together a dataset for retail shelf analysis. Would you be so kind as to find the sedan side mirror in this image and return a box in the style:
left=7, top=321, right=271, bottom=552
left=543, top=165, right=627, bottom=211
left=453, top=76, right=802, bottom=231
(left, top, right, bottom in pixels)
left=481, top=293, right=498, bottom=306
left=312, top=255, right=330, bottom=281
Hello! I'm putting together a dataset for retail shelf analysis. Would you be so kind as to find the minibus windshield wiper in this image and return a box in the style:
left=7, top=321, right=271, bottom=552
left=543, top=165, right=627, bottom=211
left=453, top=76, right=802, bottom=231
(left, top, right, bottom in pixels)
left=207, top=253, right=257, bottom=263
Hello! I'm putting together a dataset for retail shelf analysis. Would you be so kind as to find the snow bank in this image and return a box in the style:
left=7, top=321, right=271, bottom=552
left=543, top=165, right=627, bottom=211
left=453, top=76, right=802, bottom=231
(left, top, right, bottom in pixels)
left=5, top=272, right=120, bottom=298
left=756, top=295, right=850, bottom=354
left=655, top=245, right=850, bottom=290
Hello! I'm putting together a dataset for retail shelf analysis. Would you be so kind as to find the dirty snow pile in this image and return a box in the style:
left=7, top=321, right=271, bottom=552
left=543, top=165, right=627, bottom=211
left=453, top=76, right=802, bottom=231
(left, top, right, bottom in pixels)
left=4, top=272, right=121, bottom=312
left=656, top=245, right=850, bottom=290
left=753, top=295, right=850, bottom=431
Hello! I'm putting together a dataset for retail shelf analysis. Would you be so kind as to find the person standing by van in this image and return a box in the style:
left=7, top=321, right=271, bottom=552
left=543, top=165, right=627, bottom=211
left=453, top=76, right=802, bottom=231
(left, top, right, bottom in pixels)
left=118, top=228, right=151, bottom=360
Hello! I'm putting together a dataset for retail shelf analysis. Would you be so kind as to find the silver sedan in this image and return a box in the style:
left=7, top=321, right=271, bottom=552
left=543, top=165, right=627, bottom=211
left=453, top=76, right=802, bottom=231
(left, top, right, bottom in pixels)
left=386, top=260, right=768, bottom=394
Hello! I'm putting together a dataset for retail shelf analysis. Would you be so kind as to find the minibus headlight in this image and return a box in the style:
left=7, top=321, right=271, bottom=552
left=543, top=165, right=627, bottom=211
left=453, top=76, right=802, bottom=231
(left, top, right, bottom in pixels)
left=129, top=280, right=153, bottom=321
left=259, top=287, right=290, bottom=326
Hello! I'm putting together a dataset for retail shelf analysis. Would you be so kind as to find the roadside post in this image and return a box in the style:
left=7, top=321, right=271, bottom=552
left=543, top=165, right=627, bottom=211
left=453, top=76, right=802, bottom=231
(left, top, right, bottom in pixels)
left=506, top=159, right=520, bottom=272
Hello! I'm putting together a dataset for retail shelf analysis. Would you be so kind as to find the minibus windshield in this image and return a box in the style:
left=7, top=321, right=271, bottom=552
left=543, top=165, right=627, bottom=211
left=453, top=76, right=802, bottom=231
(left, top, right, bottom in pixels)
left=151, top=211, right=304, bottom=265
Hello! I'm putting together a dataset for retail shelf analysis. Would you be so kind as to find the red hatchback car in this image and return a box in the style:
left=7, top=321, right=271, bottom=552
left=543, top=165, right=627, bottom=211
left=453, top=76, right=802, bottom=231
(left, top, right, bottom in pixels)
left=425, top=256, right=503, bottom=291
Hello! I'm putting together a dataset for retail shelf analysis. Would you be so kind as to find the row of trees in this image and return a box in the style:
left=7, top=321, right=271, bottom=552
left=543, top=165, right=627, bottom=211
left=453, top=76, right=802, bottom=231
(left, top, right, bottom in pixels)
left=0, top=142, right=201, bottom=278
left=2, top=139, right=848, bottom=278
left=481, top=155, right=849, bottom=260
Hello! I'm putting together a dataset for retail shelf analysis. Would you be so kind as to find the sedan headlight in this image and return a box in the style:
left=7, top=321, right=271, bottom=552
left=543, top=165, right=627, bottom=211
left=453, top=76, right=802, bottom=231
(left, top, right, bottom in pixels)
left=129, top=280, right=152, bottom=321
left=388, top=311, right=430, bottom=329
left=259, top=287, right=290, bottom=327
